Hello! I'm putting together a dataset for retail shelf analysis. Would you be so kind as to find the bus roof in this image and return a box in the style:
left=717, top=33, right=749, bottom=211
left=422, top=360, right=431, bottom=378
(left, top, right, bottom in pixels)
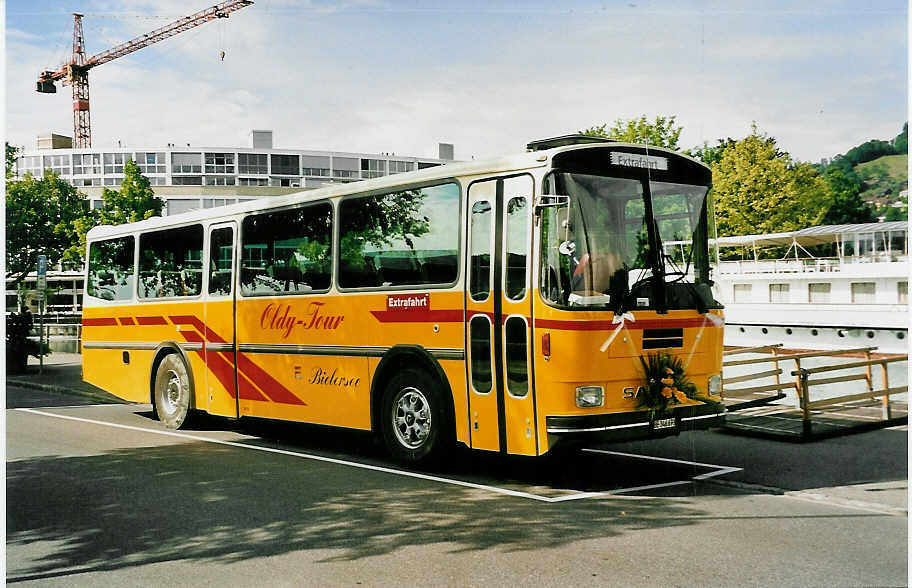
left=86, top=141, right=705, bottom=240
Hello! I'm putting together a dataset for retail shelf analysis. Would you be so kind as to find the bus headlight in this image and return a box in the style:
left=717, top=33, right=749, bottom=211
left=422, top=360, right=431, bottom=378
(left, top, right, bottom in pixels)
left=708, top=374, right=722, bottom=396
left=576, top=386, right=604, bottom=408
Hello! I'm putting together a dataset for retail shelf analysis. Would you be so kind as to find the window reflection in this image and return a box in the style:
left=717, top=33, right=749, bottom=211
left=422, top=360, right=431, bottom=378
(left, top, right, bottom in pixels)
left=339, top=183, right=460, bottom=288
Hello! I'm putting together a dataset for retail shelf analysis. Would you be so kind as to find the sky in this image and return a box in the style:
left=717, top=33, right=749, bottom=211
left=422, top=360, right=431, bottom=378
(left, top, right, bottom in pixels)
left=4, top=0, right=909, bottom=163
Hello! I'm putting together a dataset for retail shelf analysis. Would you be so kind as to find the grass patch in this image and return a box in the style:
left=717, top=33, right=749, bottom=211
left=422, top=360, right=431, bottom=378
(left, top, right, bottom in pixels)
left=857, top=154, right=908, bottom=182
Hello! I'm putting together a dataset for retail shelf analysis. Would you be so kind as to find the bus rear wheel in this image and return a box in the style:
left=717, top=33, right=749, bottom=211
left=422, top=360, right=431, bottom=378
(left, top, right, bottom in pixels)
left=154, top=353, right=192, bottom=429
left=381, top=369, right=449, bottom=465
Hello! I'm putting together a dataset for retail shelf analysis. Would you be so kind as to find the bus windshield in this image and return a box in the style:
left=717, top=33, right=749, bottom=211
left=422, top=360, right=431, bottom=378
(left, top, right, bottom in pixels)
left=540, top=171, right=711, bottom=311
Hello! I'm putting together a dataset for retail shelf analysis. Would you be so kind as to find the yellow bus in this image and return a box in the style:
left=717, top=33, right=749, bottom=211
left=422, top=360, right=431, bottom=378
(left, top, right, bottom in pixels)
left=82, top=135, right=724, bottom=464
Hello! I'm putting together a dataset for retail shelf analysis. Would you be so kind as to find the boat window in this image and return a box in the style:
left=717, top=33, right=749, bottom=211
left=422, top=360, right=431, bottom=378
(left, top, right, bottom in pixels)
left=768, top=283, right=789, bottom=303
left=733, top=283, right=752, bottom=302
left=851, top=282, right=876, bottom=303
left=808, top=283, right=831, bottom=303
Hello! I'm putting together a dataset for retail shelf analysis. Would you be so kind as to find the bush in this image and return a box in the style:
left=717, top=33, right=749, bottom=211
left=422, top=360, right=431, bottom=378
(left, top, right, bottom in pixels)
left=6, top=310, right=48, bottom=374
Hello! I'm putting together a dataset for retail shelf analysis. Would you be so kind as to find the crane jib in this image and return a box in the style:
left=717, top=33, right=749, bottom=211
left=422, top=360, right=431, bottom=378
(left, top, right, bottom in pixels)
left=34, top=0, right=254, bottom=148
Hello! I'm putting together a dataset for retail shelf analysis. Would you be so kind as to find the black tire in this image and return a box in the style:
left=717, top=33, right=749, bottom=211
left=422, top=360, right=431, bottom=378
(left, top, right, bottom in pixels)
left=153, top=353, right=193, bottom=429
left=380, top=368, right=451, bottom=465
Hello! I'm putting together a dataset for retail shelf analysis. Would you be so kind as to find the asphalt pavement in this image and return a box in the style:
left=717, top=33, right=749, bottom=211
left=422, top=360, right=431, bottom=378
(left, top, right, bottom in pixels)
left=5, top=353, right=909, bottom=586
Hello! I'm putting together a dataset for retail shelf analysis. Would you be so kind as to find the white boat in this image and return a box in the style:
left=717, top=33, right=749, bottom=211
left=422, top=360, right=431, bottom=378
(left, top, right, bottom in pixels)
left=668, top=222, right=909, bottom=353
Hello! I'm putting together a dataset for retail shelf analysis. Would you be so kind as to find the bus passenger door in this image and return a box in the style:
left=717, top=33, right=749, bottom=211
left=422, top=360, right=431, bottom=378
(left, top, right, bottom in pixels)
left=204, top=222, right=239, bottom=418
left=465, top=175, right=537, bottom=455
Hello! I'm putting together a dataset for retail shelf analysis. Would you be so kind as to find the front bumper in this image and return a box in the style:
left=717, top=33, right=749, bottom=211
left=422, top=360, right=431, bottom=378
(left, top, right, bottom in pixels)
left=545, top=402, right=724, bottom=447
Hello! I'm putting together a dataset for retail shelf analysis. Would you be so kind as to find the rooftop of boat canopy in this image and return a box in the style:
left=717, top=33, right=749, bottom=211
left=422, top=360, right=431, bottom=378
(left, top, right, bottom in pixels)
left=666, top=221, right=908, bottom=249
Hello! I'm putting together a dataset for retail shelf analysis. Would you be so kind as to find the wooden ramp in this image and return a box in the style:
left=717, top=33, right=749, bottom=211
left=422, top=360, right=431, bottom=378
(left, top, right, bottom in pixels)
left=723, top=399, right=908, bottom=441
left=718, top=345, right=908, bottom=441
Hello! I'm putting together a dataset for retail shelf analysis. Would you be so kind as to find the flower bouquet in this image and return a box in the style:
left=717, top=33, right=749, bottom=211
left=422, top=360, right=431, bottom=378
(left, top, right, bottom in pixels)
left=637, top=352, right=718, bottom=414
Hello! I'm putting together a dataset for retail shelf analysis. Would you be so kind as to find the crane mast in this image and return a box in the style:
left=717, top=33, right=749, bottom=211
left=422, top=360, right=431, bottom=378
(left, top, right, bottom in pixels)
left=36, top=1, right=253, bottom=148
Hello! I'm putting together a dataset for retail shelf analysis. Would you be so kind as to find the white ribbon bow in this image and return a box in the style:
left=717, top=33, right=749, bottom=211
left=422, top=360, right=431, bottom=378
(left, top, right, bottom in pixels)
left=702, top=312, right=724, bottom=327
left=600, top=311, right=635, bottom=352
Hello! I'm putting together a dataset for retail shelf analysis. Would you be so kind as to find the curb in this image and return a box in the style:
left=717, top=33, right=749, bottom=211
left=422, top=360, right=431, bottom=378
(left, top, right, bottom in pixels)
left=784, top=490, right=907, bottom=517
left=704, top=478, right=907, bottom=516
left=7, top=378, right=125, bottom=404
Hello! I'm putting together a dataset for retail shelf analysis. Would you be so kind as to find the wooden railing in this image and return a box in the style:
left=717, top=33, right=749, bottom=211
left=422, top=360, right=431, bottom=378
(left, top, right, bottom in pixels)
left=722, top=344, right=795, bottom=407
left=723, top=344, right=908, bottom=436
left=792, top=350, right=908, bottom=434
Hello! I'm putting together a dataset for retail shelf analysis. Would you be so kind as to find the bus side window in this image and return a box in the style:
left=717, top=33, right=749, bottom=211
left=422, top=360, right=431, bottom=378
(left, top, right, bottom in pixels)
left=138, top=224, right=204, bottom=299
left=208, top=227, right=234, bottom=296
left=504, top=196, right=528, bottom=300
left=503, top=175, right=532, bottom=301
left=87, top=236, right=135, bottom=301
left=338, top=183, right=460, bottom=289
left=240, top=202, right=333, bottom=296
left=469, top=200, right=492, bottom=301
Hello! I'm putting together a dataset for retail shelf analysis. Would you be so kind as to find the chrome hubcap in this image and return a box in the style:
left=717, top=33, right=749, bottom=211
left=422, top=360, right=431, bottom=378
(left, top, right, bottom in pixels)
left=162, top=369, right=183, bottom=415
left=393, top=387, right=431, bottom=449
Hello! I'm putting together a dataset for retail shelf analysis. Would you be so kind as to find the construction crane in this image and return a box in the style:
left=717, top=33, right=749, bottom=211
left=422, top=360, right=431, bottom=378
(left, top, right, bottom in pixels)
left=36, top=1, right=253, bottom=148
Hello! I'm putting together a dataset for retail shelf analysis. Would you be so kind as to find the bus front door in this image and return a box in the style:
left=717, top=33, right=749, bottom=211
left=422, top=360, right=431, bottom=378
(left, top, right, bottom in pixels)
left=465, top=175, right=537, bottom=455
left=203, top=222, right=239, bottom=417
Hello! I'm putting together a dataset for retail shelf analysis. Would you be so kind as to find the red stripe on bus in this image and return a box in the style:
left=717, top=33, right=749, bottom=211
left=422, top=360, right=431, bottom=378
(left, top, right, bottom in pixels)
left=180, top=330, right=205, bottom=345
left=369, top=309, right=464, bottom=323
left=466, top=310, right=532, bottom=325
left=210, top=351, right=269, bottom=401
left=169, top=315, right=229, bottom=344
left=169, top=315, right=205, bottom=331
left=83, top=317, right=118, bottom=326
left=85, top=313, right=307, bottom=406
left=118, top=317, right=137, bottom=326
left=235, top=353, right=306, bottom=406
left=175, top=331, right=267, bottom=403
left=136, top=316, right=168, bottom=325
left=465, top=310, right=496, bottom=322
left=172, top=315, right=303, bottom=405
left=534, top=317, right=719, bottom=331
left=238, top=373, right=271, bottom=402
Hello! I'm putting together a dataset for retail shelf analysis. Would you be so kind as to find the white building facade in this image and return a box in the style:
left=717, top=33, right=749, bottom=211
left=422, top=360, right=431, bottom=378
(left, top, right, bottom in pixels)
left=14, top=130, right=454, bottom=216
left=9, top=131, right=454, bottom=315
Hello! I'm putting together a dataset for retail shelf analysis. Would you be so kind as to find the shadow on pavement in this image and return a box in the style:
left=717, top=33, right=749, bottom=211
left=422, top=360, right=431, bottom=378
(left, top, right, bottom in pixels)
left=7, top=441, right=707, bottom=581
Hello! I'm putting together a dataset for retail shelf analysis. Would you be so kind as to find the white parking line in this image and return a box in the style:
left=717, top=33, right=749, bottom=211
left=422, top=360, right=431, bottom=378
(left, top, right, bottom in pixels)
left=17, top=407, right=563, bottom=502
left=581, top=449, right=744, bottom=494
left=14, top=403, right=122, bottom=410
left=16, top=407, right=742, bottom=503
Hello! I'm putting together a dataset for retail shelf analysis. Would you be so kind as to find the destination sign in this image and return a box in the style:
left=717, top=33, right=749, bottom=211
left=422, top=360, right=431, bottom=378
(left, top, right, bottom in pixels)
left=610, top=152, right=668, bottom=171
left=387, top=293, right=430, bottom=312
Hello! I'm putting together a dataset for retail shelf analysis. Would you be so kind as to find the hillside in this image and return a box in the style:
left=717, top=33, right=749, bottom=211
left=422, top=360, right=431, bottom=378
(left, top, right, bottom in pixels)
left=855, top=154, right=907, bottom=217
left=857, top=154, right=907, bottom=183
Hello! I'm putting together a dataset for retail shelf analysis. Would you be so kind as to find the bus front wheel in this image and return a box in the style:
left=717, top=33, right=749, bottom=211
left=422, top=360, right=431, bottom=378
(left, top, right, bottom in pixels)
left=380, top=369, right=449, bottom=464
left=154, top=353, right=192, bottom=429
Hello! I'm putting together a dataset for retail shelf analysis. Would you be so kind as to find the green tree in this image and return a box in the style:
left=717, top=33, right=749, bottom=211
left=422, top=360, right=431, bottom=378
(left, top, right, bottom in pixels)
left=66, top=159, right=166, bottom=267
left=5, top=171, right=90, bottom=286
left=688, top=138, right=736, bottom=166
left=711, top=125, right=832, bottom=237
left=894, top=122, right=908, bottom=154
left=6, top=142, right=19, bottom=179
left=884, top=200, right=907, bottom=221
left=581, top=115, right=683, bottom=150
left=820, top=165, right=876, bottom=224
left=96, top=159, right=164, bottom=225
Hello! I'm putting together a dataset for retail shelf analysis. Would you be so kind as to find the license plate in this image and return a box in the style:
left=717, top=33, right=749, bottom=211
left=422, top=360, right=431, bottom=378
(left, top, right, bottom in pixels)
left=653, top=417, right=676, bottom=430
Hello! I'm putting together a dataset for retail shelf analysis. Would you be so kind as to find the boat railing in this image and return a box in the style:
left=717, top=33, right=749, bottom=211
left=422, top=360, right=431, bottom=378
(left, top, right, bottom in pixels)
left=716, top=254, right=908, bottom=275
